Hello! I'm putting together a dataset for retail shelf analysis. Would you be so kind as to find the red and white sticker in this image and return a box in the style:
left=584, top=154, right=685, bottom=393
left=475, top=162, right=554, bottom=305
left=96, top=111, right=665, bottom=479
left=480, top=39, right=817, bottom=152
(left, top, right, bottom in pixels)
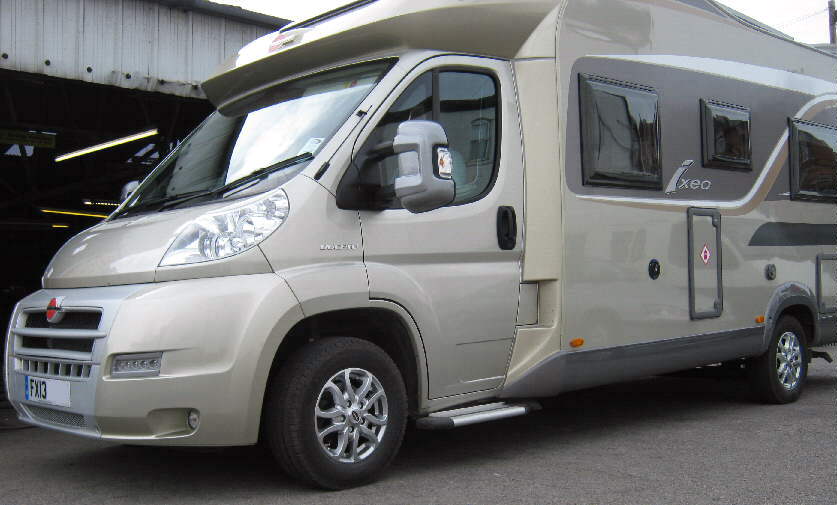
left=268, top=32, right=297, bottom=53
left=700, top=244, right=712, bottom=265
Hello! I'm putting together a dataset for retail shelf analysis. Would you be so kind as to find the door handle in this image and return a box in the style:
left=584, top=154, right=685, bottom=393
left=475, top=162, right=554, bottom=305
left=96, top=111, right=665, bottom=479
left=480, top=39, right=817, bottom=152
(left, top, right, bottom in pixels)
left=496, top=206, right=517, bottom=250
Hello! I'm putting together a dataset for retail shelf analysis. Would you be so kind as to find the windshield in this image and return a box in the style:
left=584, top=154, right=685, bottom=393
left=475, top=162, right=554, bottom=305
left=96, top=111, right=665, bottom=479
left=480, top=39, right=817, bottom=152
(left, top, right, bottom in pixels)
left=115, top=60, right=393, bottom=218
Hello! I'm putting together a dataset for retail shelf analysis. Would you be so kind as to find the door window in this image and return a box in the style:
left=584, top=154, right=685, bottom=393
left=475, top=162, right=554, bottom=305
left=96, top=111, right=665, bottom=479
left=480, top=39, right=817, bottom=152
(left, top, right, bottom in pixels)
left=438, top=71, right=498, bottom=203
left=346, top=69, right=499, bottom=209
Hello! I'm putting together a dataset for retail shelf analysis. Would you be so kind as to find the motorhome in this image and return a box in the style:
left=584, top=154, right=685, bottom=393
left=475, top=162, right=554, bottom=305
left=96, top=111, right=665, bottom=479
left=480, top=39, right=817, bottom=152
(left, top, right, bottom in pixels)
left=4, top=0, right=836, bottom=489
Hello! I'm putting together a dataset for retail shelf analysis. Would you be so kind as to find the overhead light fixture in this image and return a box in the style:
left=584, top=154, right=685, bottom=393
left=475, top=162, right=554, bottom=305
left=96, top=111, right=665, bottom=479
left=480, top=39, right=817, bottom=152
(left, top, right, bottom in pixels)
left=55, top=128, right=158, bottom=162
left=40, top=208, right=109, bottom=219
left=82, top=199, right=119, bottom=207
left=51, top=224, right=69, bottom=228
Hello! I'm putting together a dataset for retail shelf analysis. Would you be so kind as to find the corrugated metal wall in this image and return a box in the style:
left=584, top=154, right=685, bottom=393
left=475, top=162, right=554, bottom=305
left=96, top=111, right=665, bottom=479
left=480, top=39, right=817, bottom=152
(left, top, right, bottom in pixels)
left=0, top=0, right=271, bottom=98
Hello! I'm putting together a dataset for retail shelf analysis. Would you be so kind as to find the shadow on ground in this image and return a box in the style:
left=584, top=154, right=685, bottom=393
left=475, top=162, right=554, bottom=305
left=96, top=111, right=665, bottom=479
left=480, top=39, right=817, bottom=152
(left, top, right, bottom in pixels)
left=21, top=365, right=833, bottom=500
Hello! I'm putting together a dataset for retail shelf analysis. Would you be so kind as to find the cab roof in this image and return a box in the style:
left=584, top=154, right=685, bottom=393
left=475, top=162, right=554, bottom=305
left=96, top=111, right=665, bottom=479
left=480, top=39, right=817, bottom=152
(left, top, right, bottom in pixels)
left=201, top=0, right=559, bottom=111
left=201, top=0, right=831, bottom=112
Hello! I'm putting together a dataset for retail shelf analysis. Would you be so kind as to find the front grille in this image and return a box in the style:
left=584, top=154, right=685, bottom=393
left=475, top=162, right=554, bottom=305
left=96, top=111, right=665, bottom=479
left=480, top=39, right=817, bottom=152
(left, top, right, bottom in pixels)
left=16, top=357, right=91, bottom=379
left=26, top=405, right=86, bottom=428
left=25, top=311, right=101, bottom=330
left=19, top=336, right=94, bottom=353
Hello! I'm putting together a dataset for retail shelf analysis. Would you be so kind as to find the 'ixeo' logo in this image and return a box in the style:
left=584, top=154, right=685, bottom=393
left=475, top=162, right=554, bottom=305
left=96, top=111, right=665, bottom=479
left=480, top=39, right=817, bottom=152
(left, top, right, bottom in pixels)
left=665, top=160, right=712, bottom=195
left=45, top=296, right=66, bottom=324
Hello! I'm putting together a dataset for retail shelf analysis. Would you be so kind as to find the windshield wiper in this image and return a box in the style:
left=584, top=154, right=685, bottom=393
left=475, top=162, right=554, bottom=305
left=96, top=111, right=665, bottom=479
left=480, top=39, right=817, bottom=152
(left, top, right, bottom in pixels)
left=111, top=189, right=214, bottom=219
left=156, top=152, right=314, bottom=212
left=215, top=152, right=314, bottom=196
left=115, top=153, right=315, bottom=218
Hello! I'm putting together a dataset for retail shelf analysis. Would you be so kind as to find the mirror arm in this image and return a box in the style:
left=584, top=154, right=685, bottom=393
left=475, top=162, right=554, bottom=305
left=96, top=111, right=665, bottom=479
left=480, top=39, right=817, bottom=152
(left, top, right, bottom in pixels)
left=365, top=141, right=395, bottom=162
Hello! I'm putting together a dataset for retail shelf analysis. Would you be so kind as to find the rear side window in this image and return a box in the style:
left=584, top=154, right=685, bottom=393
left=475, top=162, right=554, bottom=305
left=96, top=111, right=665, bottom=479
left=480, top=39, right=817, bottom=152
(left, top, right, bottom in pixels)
left=353, top=69, right=499, bottom=209
left=579, top=74, right=662, bottom=190
left=789, top=119, right=837, bottom=201
left=700, top=99, right=751, bottom=170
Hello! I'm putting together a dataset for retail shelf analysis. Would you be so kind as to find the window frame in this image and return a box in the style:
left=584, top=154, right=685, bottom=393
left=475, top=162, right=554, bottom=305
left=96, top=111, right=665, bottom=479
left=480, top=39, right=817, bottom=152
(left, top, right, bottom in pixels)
left=700, top=99, right=752, bottom=171
left=344, top=65, right=502, bottom=210
left=789, top=118, right=837, bottom=203
left=578, top=74, right=663, bottom=191
left=435, top=68, right=502, bottom=206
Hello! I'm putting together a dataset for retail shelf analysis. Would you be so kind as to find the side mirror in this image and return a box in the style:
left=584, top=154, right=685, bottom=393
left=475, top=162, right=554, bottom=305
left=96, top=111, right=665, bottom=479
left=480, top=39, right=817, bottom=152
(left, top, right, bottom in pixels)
left=393, top=121, right=455, bottom=213
left=120, top=180, right=140, bottom=202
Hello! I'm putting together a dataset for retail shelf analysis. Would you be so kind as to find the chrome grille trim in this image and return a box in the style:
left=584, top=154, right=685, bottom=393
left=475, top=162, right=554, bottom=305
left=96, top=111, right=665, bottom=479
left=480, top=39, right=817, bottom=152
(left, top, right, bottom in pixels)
left=15, top=356, right=92, bottom=379
left=12, top=328, right=107, bottom=339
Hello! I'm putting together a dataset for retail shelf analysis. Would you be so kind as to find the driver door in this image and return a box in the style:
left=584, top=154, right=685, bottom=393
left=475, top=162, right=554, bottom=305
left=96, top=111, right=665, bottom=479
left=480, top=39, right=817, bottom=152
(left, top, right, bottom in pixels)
left=347, top=56, right=524, bottom=399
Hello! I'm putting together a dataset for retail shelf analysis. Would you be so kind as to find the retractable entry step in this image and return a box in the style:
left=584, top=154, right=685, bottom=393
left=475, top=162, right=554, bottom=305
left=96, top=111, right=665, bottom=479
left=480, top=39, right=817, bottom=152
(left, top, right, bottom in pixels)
left=415, top=401, right=541, bottom=430
left=810, top=350, right=833, bottom=363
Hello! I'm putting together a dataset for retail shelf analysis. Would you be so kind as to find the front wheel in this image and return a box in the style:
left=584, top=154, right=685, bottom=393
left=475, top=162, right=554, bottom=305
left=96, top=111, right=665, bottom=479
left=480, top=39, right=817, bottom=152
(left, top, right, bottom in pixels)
left=264, top=337, right=407, bottom=489
left=748, top=315, right=808, bottom=404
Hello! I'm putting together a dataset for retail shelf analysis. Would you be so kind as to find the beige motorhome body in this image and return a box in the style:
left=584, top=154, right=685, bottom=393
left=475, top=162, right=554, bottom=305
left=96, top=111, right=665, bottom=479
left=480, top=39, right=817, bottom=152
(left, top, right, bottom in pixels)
left=202, top=0, right=837, bottom=394
left=5, top=0, right=836, bottom=489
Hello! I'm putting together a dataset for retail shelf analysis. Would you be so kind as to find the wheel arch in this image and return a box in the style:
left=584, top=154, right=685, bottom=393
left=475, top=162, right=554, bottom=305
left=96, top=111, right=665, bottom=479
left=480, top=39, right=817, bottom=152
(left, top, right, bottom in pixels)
left=764, top=282, right=819, bottom=349
left=261, top=302, right=428, bottom=429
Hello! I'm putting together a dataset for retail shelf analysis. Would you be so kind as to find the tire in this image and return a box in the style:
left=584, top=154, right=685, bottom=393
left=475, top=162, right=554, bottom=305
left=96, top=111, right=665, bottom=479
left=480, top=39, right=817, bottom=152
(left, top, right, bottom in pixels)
left=748, top=315, right=809, bottom=404
left=264, top=337, right=407, bottom=489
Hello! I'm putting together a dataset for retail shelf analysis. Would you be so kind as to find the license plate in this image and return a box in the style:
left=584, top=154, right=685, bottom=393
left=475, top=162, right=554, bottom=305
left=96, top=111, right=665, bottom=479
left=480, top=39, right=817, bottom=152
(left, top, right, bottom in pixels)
left=24, top=376, right=71, bottom=407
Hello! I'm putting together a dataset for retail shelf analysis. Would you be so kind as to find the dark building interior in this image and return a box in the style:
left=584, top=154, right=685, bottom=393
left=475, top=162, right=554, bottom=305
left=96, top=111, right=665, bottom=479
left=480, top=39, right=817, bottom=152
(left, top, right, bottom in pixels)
left=0, top=69, right=212, bottom=383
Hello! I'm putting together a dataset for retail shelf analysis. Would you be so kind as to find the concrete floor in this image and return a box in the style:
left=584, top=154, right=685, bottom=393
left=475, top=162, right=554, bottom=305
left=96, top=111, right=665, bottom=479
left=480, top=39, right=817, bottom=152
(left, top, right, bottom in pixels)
left=1, top=358, right=835, bottom=504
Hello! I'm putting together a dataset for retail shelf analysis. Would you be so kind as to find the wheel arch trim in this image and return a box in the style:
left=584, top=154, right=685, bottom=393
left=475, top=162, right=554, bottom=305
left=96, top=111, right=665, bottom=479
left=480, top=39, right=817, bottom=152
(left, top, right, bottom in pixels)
left=249, top=298, right=430, bottom=444
left=763, top=282, right=819, bottom=349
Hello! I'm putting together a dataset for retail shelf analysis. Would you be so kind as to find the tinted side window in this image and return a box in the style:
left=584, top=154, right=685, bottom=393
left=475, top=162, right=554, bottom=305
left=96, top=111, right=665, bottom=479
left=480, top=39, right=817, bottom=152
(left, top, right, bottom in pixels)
left=790, top=119, right=837, bottom=201
left=438, top=72, right=498, bottom=204
left=701, top=99, right=751, bottom=170
left=579, top=74, right=661, bottom=190
left=351, top=70, right=499, bottom=209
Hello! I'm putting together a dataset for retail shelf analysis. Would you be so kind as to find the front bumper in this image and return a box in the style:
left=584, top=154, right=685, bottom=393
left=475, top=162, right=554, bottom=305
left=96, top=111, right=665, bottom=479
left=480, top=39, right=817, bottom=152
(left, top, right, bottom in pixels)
left=4, top=274, right=302, bottom=446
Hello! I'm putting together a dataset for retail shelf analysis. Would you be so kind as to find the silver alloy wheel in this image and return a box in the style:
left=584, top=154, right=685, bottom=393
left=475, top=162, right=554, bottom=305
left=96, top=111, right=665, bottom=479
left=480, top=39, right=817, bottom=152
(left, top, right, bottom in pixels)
left=314, top=368, right=388, bottom=463
left=775, top=331, right=802, bottom=390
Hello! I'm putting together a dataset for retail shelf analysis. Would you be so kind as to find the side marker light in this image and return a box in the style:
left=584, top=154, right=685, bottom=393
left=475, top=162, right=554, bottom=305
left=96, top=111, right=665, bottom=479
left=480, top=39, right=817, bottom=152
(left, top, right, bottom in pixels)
left=570, top=338, right=585, bottom=348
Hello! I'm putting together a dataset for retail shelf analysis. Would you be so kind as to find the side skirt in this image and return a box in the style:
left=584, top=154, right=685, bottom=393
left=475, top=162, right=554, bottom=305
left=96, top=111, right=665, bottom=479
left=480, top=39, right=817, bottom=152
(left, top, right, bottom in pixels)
left=499, top=327, right=764, bottom=399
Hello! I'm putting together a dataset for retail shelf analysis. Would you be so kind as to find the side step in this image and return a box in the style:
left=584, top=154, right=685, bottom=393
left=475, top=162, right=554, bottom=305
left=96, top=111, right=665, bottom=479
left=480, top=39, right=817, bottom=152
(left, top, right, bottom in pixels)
left=811, top=350, right=833, bottom=363
left=415, top=401, right=541, bottom=430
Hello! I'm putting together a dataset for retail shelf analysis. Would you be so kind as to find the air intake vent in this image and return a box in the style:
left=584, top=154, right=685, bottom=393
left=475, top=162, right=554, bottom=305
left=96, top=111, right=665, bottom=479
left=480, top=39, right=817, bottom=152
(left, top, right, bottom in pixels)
left=20, top=336, right=94, bottom=353
left=25, top=311, right=101, bottom=330
left=26, top=405, right=86, bottom=428
left=17, top=357, right=92, bottom=379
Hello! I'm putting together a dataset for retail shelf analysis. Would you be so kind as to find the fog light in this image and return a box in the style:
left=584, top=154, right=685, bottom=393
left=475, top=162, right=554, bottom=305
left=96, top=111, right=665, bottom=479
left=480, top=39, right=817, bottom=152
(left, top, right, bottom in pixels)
left=187, top=410, right=200, bottom=430
left=111, top=352, right=163, bottom=378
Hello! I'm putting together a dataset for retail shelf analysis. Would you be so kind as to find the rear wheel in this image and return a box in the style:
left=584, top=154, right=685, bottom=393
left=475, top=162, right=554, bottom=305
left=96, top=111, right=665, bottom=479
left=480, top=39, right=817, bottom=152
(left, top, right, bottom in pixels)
left=748, top=315, right=808, bottom=404
left=264, top=337, right=407, bottom=489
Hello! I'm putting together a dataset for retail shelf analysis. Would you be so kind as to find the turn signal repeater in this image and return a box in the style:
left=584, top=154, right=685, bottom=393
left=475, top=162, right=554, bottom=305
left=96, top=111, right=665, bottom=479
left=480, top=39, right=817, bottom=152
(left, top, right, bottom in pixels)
left=755, top=315, right=766, bottom=324
left=570, top=338, right=585, bottom=348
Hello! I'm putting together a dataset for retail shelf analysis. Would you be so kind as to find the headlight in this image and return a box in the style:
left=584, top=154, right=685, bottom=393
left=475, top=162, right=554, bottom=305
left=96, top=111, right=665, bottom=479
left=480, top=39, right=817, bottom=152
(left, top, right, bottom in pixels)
left=159, top=189, right=289, bottom=267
